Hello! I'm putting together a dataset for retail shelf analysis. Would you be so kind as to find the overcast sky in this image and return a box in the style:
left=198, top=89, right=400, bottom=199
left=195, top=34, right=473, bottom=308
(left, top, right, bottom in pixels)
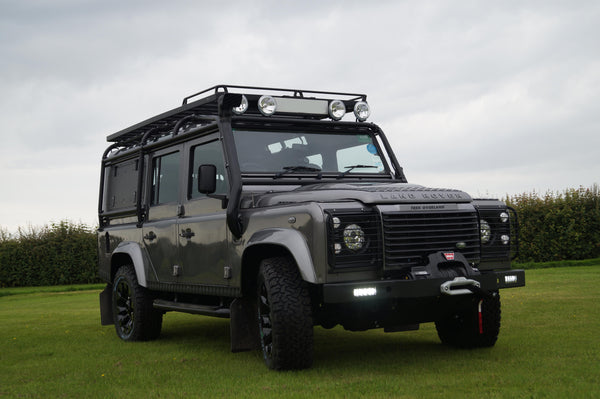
left=1, top=0, right=598, bottom=232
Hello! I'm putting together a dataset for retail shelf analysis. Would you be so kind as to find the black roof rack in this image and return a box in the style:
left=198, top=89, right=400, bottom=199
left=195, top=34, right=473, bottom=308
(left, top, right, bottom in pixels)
left=106, top=85, right=368, bottom=144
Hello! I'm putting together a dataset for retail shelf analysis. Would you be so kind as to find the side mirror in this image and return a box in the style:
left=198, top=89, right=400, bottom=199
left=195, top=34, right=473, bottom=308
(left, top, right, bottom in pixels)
left=197, top=164, right=217, bottom=194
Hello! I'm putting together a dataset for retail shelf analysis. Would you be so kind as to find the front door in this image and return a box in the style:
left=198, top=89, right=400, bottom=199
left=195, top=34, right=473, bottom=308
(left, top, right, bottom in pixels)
left=177, top=138, right=230, bottom=287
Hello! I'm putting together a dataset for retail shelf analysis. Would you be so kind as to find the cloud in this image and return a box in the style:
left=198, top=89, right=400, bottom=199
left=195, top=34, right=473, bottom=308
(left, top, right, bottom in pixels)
left=0, top=0, right=598, bottom=230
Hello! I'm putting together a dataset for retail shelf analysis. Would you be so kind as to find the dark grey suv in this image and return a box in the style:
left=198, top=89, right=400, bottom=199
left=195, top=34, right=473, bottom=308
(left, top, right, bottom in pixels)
left=98, top=85, right=525, bottom=370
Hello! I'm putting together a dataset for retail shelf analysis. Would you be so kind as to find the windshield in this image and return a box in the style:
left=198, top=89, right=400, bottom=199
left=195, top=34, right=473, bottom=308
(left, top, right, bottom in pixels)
left=233, top=129, right=389, bottom=176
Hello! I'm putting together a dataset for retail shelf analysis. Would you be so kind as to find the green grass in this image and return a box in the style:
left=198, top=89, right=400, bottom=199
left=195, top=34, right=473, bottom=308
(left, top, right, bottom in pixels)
left=1, top=267, right=599, bottom=398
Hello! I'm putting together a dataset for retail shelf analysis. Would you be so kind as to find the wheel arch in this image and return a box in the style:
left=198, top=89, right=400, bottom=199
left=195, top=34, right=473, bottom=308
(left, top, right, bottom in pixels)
left=110, top=241, right=152, bottom=287
left=241, top=228, right=317, bottom=294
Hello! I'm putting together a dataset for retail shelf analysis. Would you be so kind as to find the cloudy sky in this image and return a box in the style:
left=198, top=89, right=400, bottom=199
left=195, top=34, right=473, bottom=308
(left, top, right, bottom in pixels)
left=1, top=0, right=598, bottom=232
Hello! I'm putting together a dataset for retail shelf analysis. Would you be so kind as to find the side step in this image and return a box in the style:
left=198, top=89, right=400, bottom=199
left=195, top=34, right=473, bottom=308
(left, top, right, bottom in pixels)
left=153, top=299, right=231, bottom=318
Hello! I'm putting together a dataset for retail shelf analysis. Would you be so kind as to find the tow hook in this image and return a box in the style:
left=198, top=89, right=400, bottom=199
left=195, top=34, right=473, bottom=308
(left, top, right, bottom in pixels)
left=440, top=277, right=491, bottom=298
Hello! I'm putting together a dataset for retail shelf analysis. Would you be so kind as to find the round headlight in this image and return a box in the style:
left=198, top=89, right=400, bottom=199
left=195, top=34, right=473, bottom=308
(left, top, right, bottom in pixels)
left=500, top=212, right=509, bottom=223
left=353, top=101, right=370, bottom=122
left=328, top=100, right=346, bottom=120
left=258, top=95, right=277, bottom=116
left=343, top=224, right=365, bottom=251
left=232, top=94, right=248, bottom=115
left=480, top=220, right=491, bottom=244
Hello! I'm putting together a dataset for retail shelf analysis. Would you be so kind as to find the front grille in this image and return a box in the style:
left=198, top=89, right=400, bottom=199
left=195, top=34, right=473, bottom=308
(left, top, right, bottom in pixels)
left=382, top=211, right=481, bottom=268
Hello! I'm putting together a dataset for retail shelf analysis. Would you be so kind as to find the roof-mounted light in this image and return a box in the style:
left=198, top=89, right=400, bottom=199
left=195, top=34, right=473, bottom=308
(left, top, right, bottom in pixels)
left=258, top=95, right=277, bottom=116
left=353, top=101, right=370, bottom=122
left=232, top=94, right=248, bottom=115
left=328, top=99, right=346, bottom=121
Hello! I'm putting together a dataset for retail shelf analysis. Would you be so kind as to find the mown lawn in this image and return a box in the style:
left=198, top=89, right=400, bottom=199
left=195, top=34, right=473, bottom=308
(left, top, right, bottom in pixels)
left=1, top=266, right=599, bottom=398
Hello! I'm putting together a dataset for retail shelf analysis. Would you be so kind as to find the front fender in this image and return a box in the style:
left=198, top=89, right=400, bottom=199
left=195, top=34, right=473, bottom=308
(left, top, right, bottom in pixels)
left=247, top=228, right=317, bottom=283
left=111, top=241, right=155, bottom=287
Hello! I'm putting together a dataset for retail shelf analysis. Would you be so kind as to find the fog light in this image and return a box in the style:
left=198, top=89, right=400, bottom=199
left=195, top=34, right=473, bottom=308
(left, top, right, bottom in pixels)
left=258, top=95, right=277, bottom=116
left=500, top=212, right=509, bottom=223
left=353, top=101, right=370, bottom=121
left=353, top=287, right=377, bottom=297
left=328, top=99, right=346, bottom=120
left=501, top=234, right=510, bottom=245
left=232, top=94, right=248, bottom=115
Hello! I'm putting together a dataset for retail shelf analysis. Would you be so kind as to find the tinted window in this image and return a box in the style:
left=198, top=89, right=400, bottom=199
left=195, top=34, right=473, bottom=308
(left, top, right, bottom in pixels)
left=151, top=152, right=179, bottom=205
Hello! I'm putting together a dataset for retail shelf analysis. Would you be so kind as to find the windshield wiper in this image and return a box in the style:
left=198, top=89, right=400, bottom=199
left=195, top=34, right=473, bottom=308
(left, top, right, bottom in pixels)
left=274, top=165, right=322, bottom=179
left=337, top=164, right=378, bottom=179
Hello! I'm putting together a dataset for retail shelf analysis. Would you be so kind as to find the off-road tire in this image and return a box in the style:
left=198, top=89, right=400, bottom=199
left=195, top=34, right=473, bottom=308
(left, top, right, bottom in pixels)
left=112, top=265, right=163, bottom=341
left=257, top=257, right=313, bottom=370
left=435, top=291, right=501, bottom=348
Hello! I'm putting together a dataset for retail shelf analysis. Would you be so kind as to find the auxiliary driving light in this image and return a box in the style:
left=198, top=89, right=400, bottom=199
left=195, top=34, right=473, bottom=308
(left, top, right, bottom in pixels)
left=500, top=212, right=509, bottom=223
left=232, top=94, right=248, bottom=115
left=353, top=101, right=370, bottom=121
left=353, top=287, right=377, bottom=297
left=258, top=95, right=277, bottom=116
left=328, top=100, right=346, bottom=120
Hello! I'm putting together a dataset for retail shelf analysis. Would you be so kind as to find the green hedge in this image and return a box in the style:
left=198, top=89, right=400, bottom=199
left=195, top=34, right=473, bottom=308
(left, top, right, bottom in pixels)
left=507, top=185, right=600, bottom=262
left=0, top=221, right=99, bottom=288
left=1, top=186, right=599, bottom=287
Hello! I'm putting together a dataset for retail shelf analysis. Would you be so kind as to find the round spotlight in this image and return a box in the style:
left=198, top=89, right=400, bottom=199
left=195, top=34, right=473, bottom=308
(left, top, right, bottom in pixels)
left=328, top=100, right=346, bottom=120
left=258, top=95, right=277, bottom=116
left=480, top=220, right=491, bottom=244
left=501, top=235, right=510, bottom=245
left=353, top=101, right=370, bottom=121
left=500, top=212, right=509, bottom=223
left=343, top=224, right=365, bottom=251
left=232, top=94, right=248, bottom=115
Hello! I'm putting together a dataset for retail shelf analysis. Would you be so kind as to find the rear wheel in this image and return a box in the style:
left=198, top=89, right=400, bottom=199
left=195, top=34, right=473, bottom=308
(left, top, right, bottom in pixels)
left=257, top=257, right=313, bottom=370
left=112, top=265, right=163, bottom=341
left=435, top=292, right=501, bottom=348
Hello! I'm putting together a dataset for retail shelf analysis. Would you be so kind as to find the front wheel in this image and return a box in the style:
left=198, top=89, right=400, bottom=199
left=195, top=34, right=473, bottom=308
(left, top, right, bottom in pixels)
left=257, top=257, right=313, bottom=370
left=435, top=291, right=501, bottom=348
left=112, top=265, right=163, bottom=341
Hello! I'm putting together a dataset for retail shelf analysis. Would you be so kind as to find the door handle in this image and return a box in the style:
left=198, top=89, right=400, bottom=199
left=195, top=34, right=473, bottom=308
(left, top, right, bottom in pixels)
left=179, top=228, right=195, bottom=239
left=144, top=231, right=157, bottom=241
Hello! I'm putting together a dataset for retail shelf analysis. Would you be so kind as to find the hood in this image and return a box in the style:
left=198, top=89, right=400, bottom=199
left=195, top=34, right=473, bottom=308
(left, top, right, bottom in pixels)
left=250, top=182, right=472, bottom=207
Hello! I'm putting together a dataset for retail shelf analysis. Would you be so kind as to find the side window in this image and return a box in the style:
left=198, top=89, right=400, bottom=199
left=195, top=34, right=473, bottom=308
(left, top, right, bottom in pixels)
left=151, top=152, right=180, bottom=205
left=190, top=140, right=228, bottom=199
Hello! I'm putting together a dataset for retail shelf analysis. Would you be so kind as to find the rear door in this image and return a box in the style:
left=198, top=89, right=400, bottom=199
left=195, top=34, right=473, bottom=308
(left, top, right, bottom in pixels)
left=142, top=146, right=182, bottom=283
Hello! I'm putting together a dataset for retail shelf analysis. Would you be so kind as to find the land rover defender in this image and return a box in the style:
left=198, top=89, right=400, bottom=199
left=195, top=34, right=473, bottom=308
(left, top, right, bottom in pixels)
left=98, top=85, right=525, bottom=370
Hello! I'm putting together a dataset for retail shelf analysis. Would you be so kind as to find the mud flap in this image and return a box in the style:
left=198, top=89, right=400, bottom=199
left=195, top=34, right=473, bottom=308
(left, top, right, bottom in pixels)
left=230, top=296, right=261, bottom=352
left=99, top=284, right=114, bottom=326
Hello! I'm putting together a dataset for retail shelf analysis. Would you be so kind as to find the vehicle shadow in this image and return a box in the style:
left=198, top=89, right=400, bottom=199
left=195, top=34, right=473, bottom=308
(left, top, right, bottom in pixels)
left=157, top=315, right=462, bottom=369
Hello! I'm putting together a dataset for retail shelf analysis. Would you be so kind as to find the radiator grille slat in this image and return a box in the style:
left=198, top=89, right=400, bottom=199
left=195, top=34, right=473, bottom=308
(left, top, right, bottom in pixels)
left=383, top=211, right=481, bottom=268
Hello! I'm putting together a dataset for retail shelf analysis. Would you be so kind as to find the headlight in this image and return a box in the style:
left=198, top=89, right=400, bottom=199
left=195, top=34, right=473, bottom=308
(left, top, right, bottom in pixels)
left=353, top=101, right=370, bottom=121
left=480, top=219, right=491, bottom=244
left=328, top=99, right=346, bottom=120
left=326, top=209, right=381, bottom=270
left=232, top=94, right=248, bottom=115
left=343, top=224, right=365, bottom=251
left=258, top=95, right=277, bottom=116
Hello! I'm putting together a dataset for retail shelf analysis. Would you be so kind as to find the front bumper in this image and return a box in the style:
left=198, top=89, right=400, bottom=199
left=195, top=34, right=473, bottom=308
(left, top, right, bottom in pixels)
left=322, top=269, right=525, bottom=304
